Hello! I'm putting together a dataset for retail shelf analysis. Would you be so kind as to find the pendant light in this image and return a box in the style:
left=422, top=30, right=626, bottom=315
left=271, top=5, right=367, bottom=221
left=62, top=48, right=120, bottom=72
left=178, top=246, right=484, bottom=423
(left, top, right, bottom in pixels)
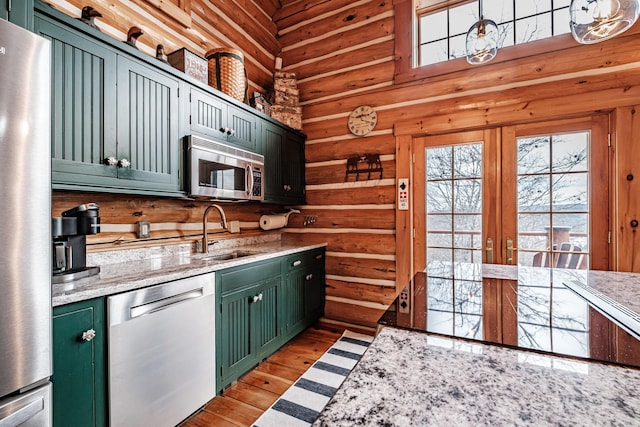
left=465, top=0, right=499, bottom=65
left=570, top=0, right=640, bottom=44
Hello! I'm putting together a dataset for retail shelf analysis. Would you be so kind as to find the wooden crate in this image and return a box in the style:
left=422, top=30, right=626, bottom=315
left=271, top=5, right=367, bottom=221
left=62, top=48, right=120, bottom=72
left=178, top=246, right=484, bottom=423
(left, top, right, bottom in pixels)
left=167, top=48, right=208, bottom=85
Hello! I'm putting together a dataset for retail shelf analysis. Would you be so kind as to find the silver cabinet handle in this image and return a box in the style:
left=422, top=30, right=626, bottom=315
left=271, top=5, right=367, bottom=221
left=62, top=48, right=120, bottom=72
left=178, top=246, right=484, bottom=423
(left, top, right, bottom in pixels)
left=104, top=156, right=118, bottom=166
left=506, top=238, right=517, bottom=265
left=82, top=329, right=96, bottom=342
left=315, top=254, right=323, bottom=260
left=252, top=293, right=263, bottom=303
left=305, top=274, right=313, bottom=280
left=486, top=238, right=493, bottom=264
left=118, top=158, right=131, bottom=168
left=292, top=260, right=302, bottom=267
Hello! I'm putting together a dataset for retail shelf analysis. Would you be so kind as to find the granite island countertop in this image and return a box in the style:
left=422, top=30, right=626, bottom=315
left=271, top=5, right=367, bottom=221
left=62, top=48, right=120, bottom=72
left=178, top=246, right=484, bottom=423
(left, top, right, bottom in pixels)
left=52, top=237, right=326, bottom=307
left=314, top=327, right=640, bottom=426
left=315, top=263, right=640, bottom=426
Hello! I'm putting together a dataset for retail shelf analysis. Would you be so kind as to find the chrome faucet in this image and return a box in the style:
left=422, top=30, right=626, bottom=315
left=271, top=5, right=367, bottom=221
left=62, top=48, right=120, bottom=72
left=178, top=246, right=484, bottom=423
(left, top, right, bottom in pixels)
left=201, top=204, right=228, bottom=254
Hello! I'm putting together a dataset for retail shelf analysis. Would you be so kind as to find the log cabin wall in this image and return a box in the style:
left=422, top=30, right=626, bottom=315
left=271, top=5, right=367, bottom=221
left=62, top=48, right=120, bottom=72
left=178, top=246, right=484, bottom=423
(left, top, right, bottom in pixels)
left=275, top=0, right=640, bottom=328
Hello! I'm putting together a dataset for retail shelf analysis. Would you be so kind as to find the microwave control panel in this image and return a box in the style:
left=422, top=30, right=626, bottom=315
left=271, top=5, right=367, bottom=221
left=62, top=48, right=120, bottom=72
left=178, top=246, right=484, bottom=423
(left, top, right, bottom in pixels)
left=252, top=168, right=262, bottom=197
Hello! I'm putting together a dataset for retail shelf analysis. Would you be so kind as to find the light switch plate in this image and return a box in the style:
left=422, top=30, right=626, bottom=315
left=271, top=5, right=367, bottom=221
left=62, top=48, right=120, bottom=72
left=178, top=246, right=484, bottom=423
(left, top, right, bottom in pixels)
left=398, top=286, right=410, bottom=314
left=398, top=178, right=409, bottom=211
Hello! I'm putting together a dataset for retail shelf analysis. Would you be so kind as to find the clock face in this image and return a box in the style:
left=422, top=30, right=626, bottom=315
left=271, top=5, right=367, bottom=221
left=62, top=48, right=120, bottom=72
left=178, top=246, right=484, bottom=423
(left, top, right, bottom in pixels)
left=348, top=105, right=377, bottom=136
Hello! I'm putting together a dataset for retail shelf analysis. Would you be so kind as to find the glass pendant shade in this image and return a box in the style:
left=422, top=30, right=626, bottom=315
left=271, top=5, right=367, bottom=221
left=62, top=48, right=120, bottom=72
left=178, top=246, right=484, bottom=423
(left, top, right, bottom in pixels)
left=465, top=18, right=499, bottom=64
left=570, top=0, right=640, bottom=44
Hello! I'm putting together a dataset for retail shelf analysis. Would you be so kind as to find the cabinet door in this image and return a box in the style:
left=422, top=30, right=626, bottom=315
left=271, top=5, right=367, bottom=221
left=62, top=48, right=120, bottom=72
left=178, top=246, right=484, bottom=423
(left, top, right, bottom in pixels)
left=189, top=87, right=228, bottom=140
left=188, top=88, right=259, bottom=152
left=227, top=104, right=259, bottom=152
left=262, top=121, right=306, bottom=204
left=116, top=56, right=181, bottom=193
left=305, top=263, right=326, bottom=323
left=52, top=298, right=106, bottom=427
left=262, top=121, right=286, bottom=202
left=282, top=131, right=305, bottom=203
left=35, top=15, right=118, bottom=186
left=218, top=285, right=256, bottom=390
left=285, top=269, right=307, bottom=337
left=253, top=277, right=282, bottom=357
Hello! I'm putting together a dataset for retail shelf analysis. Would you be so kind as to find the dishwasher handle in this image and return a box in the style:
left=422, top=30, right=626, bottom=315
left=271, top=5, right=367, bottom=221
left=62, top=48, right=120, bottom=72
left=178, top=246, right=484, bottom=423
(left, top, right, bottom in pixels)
left=108, top=273, right=215, bottom=327
left=130, top=288, right=204, bottom=319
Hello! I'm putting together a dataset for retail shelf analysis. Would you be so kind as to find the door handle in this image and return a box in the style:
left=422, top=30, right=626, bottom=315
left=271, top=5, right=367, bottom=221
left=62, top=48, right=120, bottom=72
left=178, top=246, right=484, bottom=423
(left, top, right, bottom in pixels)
left=486, top=238, right=493, bottom=264
left=506, top=238, right=517, bottom=265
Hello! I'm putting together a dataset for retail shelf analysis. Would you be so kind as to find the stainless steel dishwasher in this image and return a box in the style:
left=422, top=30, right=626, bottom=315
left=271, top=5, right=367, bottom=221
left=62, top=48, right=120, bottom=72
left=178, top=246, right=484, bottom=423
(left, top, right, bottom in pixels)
left=108, top=273, right=215, bottom=427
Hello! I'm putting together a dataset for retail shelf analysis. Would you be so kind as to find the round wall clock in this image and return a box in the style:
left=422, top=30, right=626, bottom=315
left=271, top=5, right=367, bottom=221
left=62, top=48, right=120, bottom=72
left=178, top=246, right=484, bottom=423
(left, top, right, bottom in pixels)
left=348, top=105, right=377, bottom=136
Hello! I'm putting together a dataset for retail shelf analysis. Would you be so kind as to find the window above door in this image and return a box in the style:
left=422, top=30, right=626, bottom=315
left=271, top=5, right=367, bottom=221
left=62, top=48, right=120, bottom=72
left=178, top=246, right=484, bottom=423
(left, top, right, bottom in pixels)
left=417, top=0, right=572, bottom=67
left=393, top=0, right=580, bottom=83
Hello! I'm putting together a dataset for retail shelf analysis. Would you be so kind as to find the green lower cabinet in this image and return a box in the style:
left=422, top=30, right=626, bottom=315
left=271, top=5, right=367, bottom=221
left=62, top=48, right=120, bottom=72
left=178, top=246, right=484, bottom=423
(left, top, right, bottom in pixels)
left=52, top=298, right=106, bottom=427
left=305, top=262, right=326, bottom=324
left=283, top=248, right=326, bottom=339
left=216, top=259, right=282, bottom=391
left=216, top=250, right=325, bottom=392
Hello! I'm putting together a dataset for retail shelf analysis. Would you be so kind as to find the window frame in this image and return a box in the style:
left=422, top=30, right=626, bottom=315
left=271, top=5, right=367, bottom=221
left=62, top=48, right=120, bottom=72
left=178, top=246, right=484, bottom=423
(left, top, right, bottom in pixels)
left=394, top=0, right=579, bottom=84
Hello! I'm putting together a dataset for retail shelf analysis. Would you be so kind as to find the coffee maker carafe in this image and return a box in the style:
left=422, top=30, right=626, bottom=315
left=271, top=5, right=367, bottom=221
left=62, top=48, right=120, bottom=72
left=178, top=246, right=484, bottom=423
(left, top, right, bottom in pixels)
left=52, top=203, right=101, bottom=283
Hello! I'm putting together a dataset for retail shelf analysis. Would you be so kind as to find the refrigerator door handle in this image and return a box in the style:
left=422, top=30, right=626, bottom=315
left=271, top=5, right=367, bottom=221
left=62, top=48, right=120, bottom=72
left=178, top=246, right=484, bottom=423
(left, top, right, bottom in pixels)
left=0, top=395, right=44, bottom=427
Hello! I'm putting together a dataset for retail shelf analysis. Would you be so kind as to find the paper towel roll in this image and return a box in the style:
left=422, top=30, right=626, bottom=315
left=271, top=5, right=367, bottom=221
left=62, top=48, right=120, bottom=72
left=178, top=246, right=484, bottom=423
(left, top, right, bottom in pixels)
left=260, top=214, right=287, bottom=230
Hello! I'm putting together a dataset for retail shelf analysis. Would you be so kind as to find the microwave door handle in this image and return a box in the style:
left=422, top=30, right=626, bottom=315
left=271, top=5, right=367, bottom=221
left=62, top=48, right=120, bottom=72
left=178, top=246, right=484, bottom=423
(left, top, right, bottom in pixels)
left=246, top=164, right=253, bottom=197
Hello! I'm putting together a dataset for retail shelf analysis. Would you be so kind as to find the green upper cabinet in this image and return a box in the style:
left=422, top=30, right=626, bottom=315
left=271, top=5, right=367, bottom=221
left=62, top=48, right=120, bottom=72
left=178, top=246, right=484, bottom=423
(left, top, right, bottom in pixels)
left=52, top=298, right=107, bottom=427
left=34, top=1, right=307, bottom=199
left=263, top=121, right=306, bottom=205
left=115, top=56, right=180, bottom=193
left=35, top=15, right=119, bottom=184
left=186, top=86, right=259, bottom=152
left=35, top=4, right=182, bottom=196
left=2, top=0, right=34, bottom=29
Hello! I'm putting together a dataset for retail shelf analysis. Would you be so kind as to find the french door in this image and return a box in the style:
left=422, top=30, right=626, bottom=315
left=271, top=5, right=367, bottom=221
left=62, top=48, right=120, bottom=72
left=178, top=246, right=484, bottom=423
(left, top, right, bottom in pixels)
left=411, top=115, right=609, bottom=343
left=413, top=115, right=610, bottom=272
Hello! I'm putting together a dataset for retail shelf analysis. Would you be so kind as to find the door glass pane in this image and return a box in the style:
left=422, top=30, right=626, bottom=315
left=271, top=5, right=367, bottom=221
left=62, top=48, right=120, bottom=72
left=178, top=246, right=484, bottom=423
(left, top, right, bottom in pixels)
left=426, top=143, right=483, bottom=266
left=425, top=142, right=484, bottom=337
left=516, top=131, right=590, bottom=268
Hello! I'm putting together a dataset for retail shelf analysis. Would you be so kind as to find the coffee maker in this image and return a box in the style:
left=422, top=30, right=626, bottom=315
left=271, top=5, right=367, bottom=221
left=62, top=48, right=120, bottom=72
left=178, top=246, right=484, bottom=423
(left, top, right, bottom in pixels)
left=52, top=203, right=101, bottom=283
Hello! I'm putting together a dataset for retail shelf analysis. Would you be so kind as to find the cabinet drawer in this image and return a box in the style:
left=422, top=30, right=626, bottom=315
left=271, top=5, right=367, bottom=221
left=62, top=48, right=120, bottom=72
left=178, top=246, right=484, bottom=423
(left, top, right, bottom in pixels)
left=219, top=259, right=281, bottom=294
left=285, top=249, right=325, bottom=272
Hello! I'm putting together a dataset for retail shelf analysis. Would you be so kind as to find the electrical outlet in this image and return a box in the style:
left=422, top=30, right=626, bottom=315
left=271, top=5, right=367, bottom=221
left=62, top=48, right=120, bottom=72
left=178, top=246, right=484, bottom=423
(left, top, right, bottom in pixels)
left=137, top=221, right=151, bottom=239
left=398, top=286, right=410, bottom=314
left=228, top=220, right=240, bottom=233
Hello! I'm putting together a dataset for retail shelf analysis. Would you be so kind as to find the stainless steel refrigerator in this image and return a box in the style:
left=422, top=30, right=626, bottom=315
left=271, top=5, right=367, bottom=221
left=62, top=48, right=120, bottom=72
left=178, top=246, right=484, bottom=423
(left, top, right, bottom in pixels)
left=0, top=18, right=52, bottom=426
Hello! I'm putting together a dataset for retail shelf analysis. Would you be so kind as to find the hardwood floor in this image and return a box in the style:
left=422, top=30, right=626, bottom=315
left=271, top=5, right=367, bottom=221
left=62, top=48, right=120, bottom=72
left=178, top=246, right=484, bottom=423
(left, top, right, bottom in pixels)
left=181, top=325, right=345, bottom=427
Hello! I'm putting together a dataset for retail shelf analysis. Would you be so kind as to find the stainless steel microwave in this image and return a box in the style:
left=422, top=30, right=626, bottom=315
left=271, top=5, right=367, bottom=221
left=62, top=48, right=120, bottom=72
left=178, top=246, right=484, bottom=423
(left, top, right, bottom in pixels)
left=185, top=135, right=264, bottom=200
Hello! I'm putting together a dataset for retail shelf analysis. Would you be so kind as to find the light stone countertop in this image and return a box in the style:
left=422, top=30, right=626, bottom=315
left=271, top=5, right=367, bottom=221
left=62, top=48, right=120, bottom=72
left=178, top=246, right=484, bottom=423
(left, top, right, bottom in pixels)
left=314, top=326, right=640, bottom=426
left=52, top=237, right=326, bottom=307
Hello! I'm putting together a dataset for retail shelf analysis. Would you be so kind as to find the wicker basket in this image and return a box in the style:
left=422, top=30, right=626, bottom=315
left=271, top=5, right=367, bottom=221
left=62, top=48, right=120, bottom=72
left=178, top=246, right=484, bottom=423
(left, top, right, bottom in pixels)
left=205, top=48, right=247, bottom=102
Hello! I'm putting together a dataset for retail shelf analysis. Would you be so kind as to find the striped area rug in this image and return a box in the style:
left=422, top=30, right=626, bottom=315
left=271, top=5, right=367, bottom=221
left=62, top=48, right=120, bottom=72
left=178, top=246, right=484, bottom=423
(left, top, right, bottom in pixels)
left=252, top=330, right=374, bottom=427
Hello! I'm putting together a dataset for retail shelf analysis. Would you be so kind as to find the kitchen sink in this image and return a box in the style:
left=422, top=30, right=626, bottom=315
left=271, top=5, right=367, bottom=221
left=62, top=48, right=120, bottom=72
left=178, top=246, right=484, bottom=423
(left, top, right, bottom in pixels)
left=195, top=250, right=257, bottom=262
